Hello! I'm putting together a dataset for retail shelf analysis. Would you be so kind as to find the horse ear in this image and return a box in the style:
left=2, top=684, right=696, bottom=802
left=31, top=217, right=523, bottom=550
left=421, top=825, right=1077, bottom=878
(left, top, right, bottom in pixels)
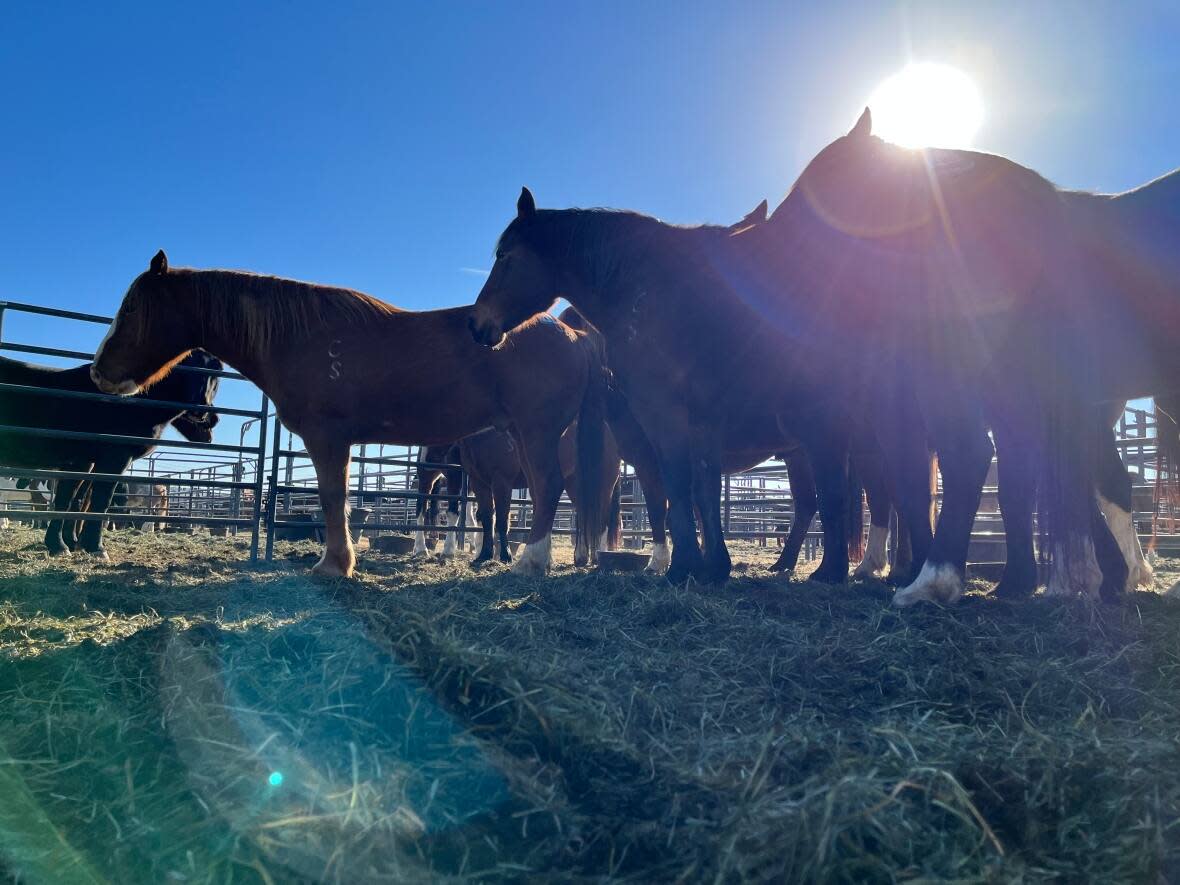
left=149, top=249, right=169, bottom=274
left=517, top=187, right=536, bottom=219
left=748, top=199, right=768, bottom=224
left=850, top=107, right=872, bottom=139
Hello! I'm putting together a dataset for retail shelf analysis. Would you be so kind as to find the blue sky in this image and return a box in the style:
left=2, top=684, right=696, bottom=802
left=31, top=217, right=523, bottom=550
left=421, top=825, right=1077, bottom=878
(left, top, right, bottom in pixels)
left=1, top=1, right=1178, bottom=453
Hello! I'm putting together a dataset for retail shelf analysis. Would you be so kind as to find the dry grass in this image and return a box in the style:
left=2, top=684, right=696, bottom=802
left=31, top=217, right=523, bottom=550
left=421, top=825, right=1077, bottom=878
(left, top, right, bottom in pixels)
left=0, top=526, right=1177, bottom=883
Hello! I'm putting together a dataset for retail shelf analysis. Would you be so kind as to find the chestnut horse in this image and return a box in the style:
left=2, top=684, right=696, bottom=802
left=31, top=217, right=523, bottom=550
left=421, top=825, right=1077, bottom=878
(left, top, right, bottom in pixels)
left=457, top=423, right=622, bottom=566
left=91, top=251, right=606, bottom=578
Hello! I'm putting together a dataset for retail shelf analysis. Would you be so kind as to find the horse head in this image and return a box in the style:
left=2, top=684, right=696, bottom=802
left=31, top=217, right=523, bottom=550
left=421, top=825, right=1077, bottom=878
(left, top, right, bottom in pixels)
left=92, top=250, right=199, bottom=396
left=161, top=350, right=223, bottom=443
left=775, top=108, right=946, bottom=240
left=469, top=188, right=562, bottom=348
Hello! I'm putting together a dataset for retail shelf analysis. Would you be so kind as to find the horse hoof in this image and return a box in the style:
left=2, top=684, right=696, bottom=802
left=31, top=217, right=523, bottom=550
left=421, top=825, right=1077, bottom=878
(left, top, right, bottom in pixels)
left=994, top=577, right=1036, bottom=600
left=809, top=566, right=848, bottom=585
left=666, top=566, right=691, bottom=586
left=498, top=554, right=512, bottom=564
left=83, top=548, right=110, bottom=563
left=46, top=546, right=70, bottom=557
left=311, top=559, right=352, bottom=579
left=893, top=562, right=963, bottom=607
left=470, top=555, right=492, bottom=566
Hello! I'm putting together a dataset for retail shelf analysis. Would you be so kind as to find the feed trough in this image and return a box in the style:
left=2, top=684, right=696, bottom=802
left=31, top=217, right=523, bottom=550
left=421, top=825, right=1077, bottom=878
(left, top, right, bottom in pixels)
left=596, top=550, right=648, bottom=573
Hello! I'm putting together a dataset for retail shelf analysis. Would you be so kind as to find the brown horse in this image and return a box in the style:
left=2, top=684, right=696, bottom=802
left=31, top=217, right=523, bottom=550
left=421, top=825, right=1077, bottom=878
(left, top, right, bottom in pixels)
left=91, top=251, right=607, bottom=578
left=459, top=423, right=621, bottom=566
left=763, top=109, right=1180, bottom=603
left=561, top=303, right=905, bottom=577
left=469, top=192, right=923, bottom=585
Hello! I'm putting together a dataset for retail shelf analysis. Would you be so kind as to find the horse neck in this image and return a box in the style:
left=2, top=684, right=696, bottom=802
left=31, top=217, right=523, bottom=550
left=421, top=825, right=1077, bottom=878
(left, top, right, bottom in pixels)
left=550, top=213, right=683, bottom=333
left=174, top=271, right=273, bottom=385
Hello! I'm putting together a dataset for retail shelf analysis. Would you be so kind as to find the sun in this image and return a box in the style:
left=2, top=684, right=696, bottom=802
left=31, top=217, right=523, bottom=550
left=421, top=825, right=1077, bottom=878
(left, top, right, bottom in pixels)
left=867, top=63, right=984, bottom=149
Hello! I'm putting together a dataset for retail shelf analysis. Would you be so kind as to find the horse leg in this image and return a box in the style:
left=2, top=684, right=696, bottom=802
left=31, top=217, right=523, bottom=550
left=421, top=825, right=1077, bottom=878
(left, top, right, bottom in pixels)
left=895, top=418, right=992, bottom=607
left=45, top=478, right=82, bottom=555
left=770, top=448, right=817, bottom=573
left=630, top=442, right=670, bottom=574
left=305, top=438, right=355, bottom=578
left=441, top=495, right=462, bottom=557
left=494, top=480, right=513, bottom=563
left=1095, top=422, right=1152, bottom=591
left=511, top=430, right=563, bottom=576
left=411, top=476, right=434, bottom=557
left=993, top=423, right=1039, bottom=599
left=469, top=476, right=495, bottom=565
left=788, top=412, right=851, bottom=585
left=1041, top=406, right=1105, bottom=601
left=871, top=401, right=933, bottom=586
left=852, top=444, right=891, bottom=579
left=892, top=511, right=913, bottom=578
left=78, top=461, right=130, bottom=560
left=689, top=426, right=730, bottom=584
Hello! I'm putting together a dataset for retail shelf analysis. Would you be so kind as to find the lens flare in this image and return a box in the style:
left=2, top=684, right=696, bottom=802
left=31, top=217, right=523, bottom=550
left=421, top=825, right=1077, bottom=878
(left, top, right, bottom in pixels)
left=868, top=63, right=984, bottom=149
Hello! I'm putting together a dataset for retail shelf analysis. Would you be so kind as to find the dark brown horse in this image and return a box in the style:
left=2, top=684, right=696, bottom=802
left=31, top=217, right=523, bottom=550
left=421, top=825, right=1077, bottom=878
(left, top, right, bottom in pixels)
left=469, top=192, right=922, bottom=585
left=763, top=110, right=1180, bottom=604
left=411, top=444, right=472, bottom=557
left=91, top=251, right=607, bottom=578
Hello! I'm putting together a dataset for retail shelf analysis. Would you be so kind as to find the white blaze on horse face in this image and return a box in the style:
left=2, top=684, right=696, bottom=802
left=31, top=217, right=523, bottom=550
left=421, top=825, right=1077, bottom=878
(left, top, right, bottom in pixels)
left=1045, top=538, right=1103, bottom=599
left=511, top=533, right=551, bottom=576
left=90, top=314, right=141, bottom=395
left=893, top=560, right=963, bottom=606
left=1097, top=493, right=1153, bottom=591
left=644, top=540, right=671, bottom=574
left=853, top=524, right=890, bottom=578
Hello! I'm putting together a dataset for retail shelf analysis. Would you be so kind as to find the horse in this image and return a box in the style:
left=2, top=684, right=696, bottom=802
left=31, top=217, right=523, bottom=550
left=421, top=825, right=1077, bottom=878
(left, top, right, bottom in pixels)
left=455, top=422, right=621, bottom=566
left=110, top=481, right=169, bottom=531
left=0, top=477, right=51, bottom=529
left=761, top=109, right=1180, bottom=604
left=411, top=444, right=475, bottom=557
left=469, top=192, right=929, bottom=586
left=0, top=350, right=221, bottom=557
left=90, top=251, right=607, bottom=578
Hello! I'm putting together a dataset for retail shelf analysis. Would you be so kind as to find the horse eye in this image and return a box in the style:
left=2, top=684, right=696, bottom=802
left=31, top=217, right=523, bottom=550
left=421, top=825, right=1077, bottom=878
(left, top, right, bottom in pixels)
left=495, top=250, right=507, bottom=261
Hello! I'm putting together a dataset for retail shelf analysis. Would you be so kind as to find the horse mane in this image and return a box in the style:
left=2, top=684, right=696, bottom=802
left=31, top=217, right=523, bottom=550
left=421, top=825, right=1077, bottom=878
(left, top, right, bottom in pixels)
left=173, top=268, right=402, bottom=355
left=507, top=208, right=730, bottom=292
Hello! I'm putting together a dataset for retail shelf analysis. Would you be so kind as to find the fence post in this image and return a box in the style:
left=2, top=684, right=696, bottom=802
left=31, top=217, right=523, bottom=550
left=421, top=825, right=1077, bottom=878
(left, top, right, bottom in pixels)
left=264, top=414, right=282, bottom=562
left=249, top=394, right=269, bottom=561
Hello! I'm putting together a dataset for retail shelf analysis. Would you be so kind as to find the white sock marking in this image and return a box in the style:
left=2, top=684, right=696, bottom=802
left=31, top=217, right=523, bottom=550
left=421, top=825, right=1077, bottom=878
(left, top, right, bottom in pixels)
left=893, top=560, right=963, bottom=607
left=853, top=523, right=890, bottom=578
left=644, top=540, right=671, bottom=574
left=1097, top=494, right=1153, bottom=591
left=511, top=534, right=552, bottom=576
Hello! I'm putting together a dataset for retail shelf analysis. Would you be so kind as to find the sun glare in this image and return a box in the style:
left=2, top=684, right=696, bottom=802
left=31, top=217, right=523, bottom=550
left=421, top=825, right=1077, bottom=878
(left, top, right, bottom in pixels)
left=867, top=63, right=984, bottom=149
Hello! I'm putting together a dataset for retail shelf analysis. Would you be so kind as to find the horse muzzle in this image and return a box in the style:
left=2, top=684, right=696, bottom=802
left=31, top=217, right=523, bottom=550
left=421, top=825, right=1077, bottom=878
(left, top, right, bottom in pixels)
left=90, top=365, right=140, bottom=396
left=467, top=314, right=505, bottom=348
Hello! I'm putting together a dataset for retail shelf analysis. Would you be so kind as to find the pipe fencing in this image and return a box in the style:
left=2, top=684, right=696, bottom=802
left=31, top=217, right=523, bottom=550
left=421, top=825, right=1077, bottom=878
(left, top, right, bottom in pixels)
left=0, top=297, right=1177, bottom=565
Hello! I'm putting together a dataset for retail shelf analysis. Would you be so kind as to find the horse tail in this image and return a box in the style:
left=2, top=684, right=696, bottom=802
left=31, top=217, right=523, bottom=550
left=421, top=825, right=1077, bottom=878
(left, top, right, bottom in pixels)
left=845, top=454, right=865, bottom=562
left=606, top=474, right=622, bottom=550
left=574, top=336, right=609, bottom=563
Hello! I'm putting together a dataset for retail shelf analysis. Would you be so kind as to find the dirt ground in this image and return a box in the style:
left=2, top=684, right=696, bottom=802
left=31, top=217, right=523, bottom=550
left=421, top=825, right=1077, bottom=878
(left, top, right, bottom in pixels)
left=0, top=526, right=1177, bottom=883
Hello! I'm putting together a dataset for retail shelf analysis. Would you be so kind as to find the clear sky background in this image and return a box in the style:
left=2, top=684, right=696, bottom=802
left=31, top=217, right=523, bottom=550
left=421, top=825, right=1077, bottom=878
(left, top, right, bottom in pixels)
left=1, top=1, right=1177, bottom=459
